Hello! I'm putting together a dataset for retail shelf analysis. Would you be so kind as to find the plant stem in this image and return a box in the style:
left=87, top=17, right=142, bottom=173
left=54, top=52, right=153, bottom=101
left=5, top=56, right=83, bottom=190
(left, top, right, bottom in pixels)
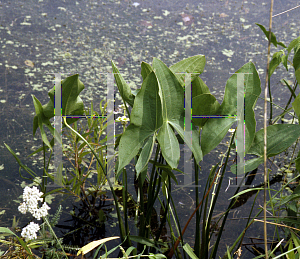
left=264, top=0, right=274, bottom=258
left=167, top=168, right=220, bottom=259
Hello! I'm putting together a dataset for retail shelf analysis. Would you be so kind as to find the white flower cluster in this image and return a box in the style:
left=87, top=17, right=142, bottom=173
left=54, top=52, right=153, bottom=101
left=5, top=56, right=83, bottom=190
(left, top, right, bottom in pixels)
left=21, top=222, right=40, bottom=241
left=18, top=186, right=50, bottom=220
left=116, top=116, right=129, bottom=123
left=18, top=186, right=50, bottom=240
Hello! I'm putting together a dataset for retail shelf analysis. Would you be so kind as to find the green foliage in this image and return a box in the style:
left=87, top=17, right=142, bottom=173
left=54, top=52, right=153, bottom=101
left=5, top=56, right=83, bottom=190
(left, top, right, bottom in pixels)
left=117, top=56, right=204, bottom=176
left=3, top=24, right=300, bottom=259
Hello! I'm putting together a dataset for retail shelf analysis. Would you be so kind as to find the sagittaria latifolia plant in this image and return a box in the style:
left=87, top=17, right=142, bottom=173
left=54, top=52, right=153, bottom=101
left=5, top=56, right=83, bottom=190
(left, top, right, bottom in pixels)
left=3, top=23, right=300, bottom=258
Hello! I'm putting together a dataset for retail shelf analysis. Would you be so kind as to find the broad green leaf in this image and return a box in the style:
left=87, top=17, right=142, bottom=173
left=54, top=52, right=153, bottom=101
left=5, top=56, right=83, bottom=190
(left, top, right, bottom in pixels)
left=230, top=156, right=264, bottom=175
left=157, top=122, right=180, bottom=169
left=292, top=92, right=300, bottom=119
left=32, top=74, right=84, bottom=149
left=153, top=57, right=202, bottom=165
left=170, top=55, right=206, bottom=87
left=112, top=60, right=135, bottom=107
left=170, top=119, right=202, bottom=165
left=136, top=135, right=155, bottom=175
left=281, top=53, right=288, bottom=71
left=153, top=58, right=184, bottom=122
left=281, top=37, right=300, bottom=71
left=201, top=62, right=260, bottom=156
left=243, top=63, right=261, bottom=154
left=296, top=68, right=300, bottom=86
left=201, top=117, right=236, bottom=156
left=42, top=74, right=84, bottom=123
left=130, top=71, right=163, bottom=128
left=32, top=95, right=53, bottom=150
left=294, top=47, right=300, bottom=85
left=77, top=237, right=120, bottom=256
left=269, top=51, right=282, bottom=76
left=117, top=72, right=162, bottom=173
left=191, top=76, right=210, bottom=98
left=248, top=124, right=300, bottom=157
left=192, top=93, right=220, bottom=127
left=293, top=47, right=300, bottom=71
left=141, top=61, right=153, bottom=81
left=287, top=36, right=300, bottom=55
left=131, top=88, right=140, bottom=96
left=117, top=124, right=154, bottom=174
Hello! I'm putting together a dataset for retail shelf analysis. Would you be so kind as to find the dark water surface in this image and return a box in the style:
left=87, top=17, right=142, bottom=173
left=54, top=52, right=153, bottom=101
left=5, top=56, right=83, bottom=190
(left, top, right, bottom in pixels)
left=0, top=0, right=299, bottom=257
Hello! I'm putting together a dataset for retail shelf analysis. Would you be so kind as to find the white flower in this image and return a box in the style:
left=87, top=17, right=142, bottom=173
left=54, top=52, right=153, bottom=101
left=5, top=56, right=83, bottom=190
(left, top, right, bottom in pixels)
left=23, top=186, right=43, bottom=209
left=18, top=202, right=27, bottom=214
left=118, top=104, right=126, bottom=110
left=19, top=186, right=50, bottom=220
left=21, top=222, right=40, bottom=241
left=18, top=187, right=51, bottom=241
left=116, top=116, right=129, bottom=123
left=32, top=203, right=50, bottom=220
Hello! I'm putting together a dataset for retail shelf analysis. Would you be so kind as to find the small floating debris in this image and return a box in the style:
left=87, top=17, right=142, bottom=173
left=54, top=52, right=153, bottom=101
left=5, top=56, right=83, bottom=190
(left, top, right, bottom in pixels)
left=132, top=2, right=140, bottom=7
left=181, top=13, right=194, bottom=26
left=219, top=13, right=229, bottom=18
left=137, top=20, right=153, bottom=34
left=221, top=49, right=234, bottom=58
left=139, top=20, right=152, bottom=27
left=24, top=60, right=34, bottom=67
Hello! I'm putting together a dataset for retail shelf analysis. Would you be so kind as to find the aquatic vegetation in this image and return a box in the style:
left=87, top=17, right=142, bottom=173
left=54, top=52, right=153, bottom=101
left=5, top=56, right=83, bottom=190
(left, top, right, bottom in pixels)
left=1, top=17, right=300, bottom=259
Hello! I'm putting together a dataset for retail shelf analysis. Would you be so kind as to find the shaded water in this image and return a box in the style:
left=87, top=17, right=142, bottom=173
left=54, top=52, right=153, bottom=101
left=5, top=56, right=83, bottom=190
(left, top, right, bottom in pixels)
left=0, top=0, right=299, bottom=257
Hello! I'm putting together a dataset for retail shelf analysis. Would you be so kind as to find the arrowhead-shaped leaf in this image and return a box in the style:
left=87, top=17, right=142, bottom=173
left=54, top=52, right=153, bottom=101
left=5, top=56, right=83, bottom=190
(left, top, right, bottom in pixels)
left=117, top=71, right=162, bottom=173
left=42, top=74, right=84, bottom=121
left=32, top=95, right=54, bottom=150
left=170, top=55, right=206, bottom=87
left=153, top=58, right=202, bottom=166
left=236, top=124, right=300, bottom=174
left=248, top=124, right=300, bottom=157
left=201, top=62, right=261, bottom=156
left=32, top=74, right=84, bottom=149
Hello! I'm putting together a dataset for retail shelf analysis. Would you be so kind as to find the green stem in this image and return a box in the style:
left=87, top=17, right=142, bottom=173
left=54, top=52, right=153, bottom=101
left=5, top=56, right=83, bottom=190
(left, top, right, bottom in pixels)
left=268, top=76, right=273, bottom=124
left=123, top=168, right=130, bottom=241
left=43, top=216, right=67, bottom=259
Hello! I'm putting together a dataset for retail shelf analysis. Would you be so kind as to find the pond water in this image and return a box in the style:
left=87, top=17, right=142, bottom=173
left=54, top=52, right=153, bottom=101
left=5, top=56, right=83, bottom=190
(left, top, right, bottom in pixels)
left=0, top=0, right=299, bottom=257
